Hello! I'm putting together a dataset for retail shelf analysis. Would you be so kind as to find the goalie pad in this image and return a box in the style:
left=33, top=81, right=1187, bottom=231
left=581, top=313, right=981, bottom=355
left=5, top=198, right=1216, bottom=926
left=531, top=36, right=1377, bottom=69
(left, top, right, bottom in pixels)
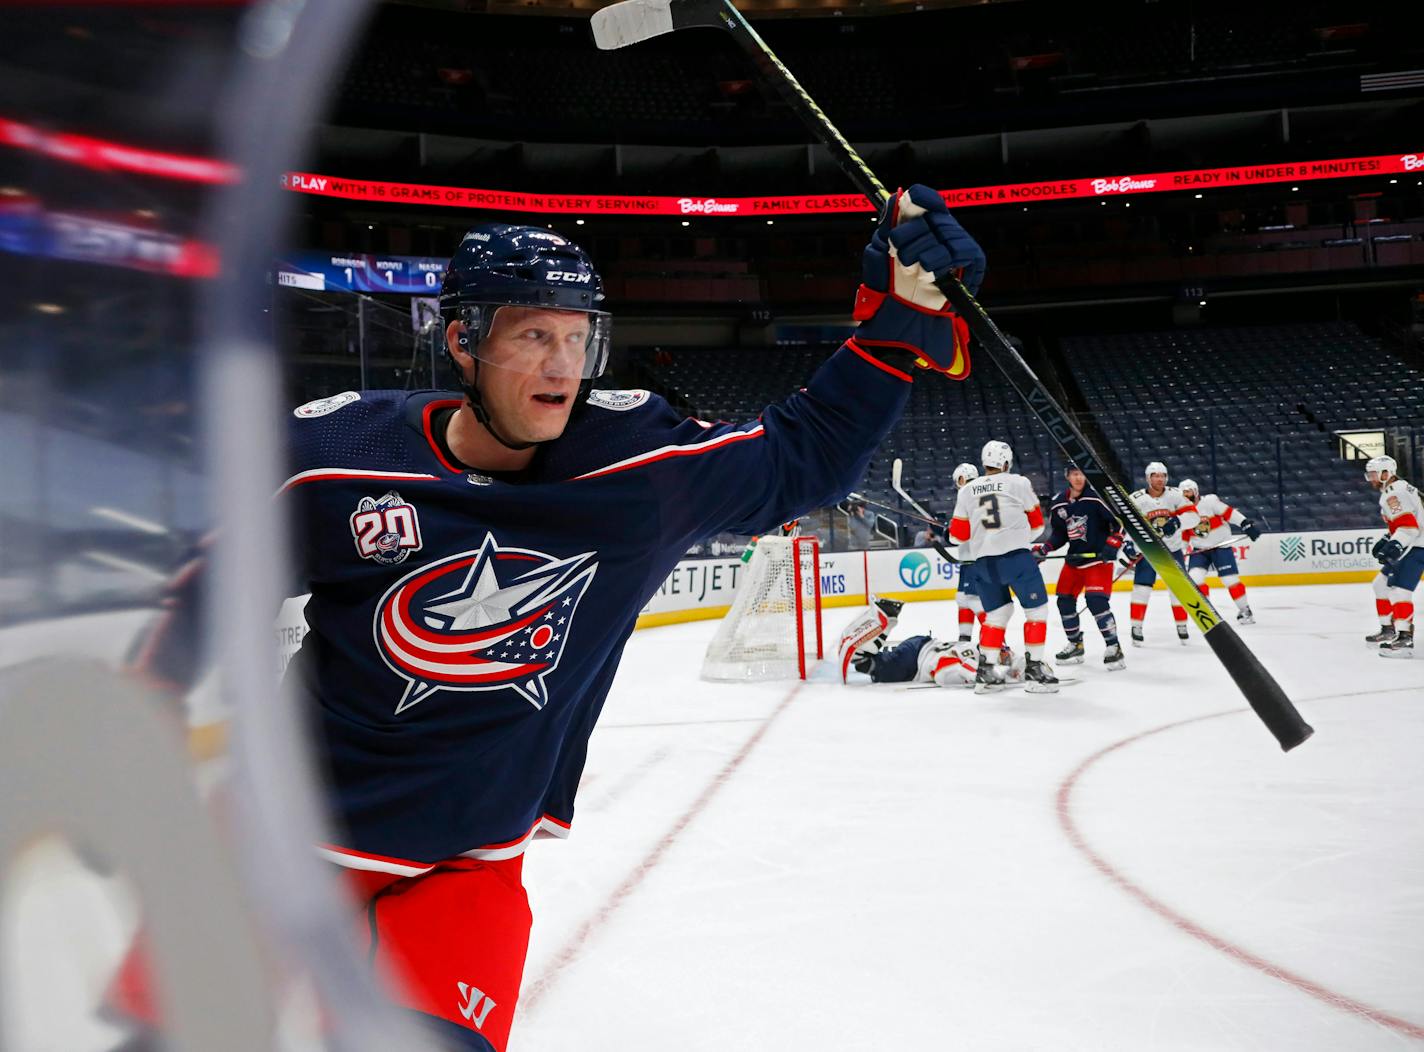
left=835, top=596, right=900, bottom=683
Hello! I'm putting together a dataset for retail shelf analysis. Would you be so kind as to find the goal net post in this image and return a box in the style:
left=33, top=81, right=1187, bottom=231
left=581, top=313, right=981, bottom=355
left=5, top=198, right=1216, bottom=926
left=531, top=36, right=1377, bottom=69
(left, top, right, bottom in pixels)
left=701, top=535, right=823, bottom=681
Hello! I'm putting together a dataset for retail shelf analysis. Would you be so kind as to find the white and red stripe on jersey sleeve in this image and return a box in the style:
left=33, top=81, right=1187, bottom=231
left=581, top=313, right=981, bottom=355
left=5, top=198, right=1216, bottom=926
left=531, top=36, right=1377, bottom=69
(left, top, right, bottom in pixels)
left=1130, top=486, right=1199, bottom=553
left=1380, top=478, right=1424, bottom=550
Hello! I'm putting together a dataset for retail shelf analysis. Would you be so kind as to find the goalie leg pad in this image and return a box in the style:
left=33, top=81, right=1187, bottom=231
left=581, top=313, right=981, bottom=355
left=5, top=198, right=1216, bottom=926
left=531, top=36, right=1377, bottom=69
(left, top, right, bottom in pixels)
left=836, top=601, right=892, bottom=682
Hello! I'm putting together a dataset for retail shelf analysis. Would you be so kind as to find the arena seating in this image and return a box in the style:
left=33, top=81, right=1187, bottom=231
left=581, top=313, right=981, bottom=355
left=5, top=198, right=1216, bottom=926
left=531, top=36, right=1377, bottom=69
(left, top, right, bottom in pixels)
left=641, top=321, right=1422, bottom=539
left=1065, top=321, right=1424, bottom=531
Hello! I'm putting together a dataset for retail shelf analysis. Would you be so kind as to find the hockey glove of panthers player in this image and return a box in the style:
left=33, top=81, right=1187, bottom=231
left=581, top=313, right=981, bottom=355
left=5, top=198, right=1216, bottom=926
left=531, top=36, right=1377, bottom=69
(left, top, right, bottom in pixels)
left=1373, top=536, right=1405, bottom=570
left=1156, top=515, right=1181, bottom=540
left=852, top=184, right=983, bottom=380
left=1241, top=518, right=1261, bottom=542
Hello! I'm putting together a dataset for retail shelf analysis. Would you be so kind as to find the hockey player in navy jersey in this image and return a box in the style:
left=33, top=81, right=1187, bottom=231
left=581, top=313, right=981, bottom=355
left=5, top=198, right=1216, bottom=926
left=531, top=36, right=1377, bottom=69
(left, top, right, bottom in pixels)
left=1032, top=464, right=1126, bottom=670
left=196, top=189, right=983, bottom=1051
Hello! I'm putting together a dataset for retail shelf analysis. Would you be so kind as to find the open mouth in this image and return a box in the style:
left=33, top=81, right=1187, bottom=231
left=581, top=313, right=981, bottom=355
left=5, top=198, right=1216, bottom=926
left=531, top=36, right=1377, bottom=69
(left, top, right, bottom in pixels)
left=532, top=393, right=569, bottom=406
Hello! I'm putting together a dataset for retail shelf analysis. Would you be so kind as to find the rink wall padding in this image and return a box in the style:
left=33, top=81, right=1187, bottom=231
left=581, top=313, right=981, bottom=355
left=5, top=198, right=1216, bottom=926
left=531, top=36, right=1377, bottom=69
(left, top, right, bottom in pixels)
left=632, top=528, right=1385, bottom=629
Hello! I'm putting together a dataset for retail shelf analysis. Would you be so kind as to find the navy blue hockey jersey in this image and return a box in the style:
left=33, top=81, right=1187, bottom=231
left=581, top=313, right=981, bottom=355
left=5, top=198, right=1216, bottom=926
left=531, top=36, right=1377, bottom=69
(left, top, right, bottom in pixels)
left=281, top=343, right=910, bottom=875
left=1042, top=487, right=1123, bottom=568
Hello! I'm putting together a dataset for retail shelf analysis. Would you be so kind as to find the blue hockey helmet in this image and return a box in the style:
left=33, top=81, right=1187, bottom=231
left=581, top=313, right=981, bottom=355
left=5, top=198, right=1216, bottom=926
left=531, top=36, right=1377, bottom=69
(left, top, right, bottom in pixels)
left=440, top=224, right=611, bottom=382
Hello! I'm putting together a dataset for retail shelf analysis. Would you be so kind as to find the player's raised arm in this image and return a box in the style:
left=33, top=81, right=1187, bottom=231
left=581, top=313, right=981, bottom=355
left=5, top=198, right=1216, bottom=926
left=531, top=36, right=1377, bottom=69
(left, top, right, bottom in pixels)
left=651, top=185, right=984, bottom=542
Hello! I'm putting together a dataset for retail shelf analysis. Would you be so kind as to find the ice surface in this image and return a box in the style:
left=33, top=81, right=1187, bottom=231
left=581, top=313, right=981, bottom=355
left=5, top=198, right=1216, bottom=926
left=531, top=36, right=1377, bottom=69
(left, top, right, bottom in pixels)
left=6, top=584, right=1421, bottom=1050
left=516, top=584, right=1423, bottom=1051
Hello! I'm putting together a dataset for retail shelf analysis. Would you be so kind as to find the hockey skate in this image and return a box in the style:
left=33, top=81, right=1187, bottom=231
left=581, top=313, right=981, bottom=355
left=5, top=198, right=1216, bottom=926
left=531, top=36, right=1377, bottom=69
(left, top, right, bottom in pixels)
left=1236, top=607, right=1254, bottom=625
left=1023, top=658, right=1059, bottom=694
left=1055, top=640, right=1085, bottom=664
left=1365, top=625, right=1397, bottom=645
left=1130, top=625, right=1144, bottom=647
left=973, top=661, right=1007, bottom=694
left=1102, top=643, right=1126, bottom=671
left=1176, top=624, right=1190, bottom=644
left=1379, top=630, right=1414, bottom=659
left=873, top=596, right=905, bottom=625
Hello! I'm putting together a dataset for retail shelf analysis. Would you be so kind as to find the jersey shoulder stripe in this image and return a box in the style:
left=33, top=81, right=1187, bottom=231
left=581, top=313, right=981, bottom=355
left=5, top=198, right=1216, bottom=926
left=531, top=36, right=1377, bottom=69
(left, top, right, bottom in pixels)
left=572, top=423, right=765, bottom=481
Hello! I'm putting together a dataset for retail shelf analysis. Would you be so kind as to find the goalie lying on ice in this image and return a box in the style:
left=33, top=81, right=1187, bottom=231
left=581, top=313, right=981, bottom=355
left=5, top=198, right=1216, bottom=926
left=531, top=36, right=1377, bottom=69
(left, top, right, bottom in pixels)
left=836, top=598, right=1023, bottom=687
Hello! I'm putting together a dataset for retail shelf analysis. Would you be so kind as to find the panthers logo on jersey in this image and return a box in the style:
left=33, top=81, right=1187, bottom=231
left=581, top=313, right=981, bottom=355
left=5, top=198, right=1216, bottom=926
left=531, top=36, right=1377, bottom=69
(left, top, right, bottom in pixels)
left=373, top=533, right=598, bottom=714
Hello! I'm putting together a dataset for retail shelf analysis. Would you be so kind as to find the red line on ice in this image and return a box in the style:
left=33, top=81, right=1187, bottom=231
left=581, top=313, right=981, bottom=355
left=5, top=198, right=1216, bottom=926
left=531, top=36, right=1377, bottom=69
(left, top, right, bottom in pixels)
left=1056, top=710, right=1424, bottom=1041
left=523, top=682, right=802, bottom=1011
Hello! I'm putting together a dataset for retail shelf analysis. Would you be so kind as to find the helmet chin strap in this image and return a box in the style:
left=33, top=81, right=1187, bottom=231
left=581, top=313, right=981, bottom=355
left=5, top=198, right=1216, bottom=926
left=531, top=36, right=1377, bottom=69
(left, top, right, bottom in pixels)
left=459, top=361, right=538, bottom=453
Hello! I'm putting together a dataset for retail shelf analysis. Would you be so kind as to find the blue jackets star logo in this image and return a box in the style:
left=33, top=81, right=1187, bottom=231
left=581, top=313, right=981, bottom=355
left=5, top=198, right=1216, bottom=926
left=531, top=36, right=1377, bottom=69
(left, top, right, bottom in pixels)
left=374, top=533, right=598, bottom=714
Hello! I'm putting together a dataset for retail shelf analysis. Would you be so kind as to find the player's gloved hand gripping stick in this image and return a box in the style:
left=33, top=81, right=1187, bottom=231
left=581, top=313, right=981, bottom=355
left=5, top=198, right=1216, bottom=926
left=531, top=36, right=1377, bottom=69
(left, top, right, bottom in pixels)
left=593, top=0, right=1312, bottom=751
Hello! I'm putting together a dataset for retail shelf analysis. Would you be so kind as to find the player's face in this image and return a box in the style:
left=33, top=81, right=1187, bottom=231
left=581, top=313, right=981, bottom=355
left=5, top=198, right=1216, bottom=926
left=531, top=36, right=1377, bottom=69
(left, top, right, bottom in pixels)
left=1367, top=469, right=1388, bottom=491
left=1146, top=472, right=1167, bottom=495
left=1066, top=468, right=1086, bottom=493
left=475, top=307, right=589, bottom=443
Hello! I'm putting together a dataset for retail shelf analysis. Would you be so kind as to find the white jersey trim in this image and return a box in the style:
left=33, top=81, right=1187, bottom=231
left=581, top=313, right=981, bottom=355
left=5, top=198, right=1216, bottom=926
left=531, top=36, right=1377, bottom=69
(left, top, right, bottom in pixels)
left=572, top=424, right=765, bottom=481
left=278, top=468, right=441, bottom=496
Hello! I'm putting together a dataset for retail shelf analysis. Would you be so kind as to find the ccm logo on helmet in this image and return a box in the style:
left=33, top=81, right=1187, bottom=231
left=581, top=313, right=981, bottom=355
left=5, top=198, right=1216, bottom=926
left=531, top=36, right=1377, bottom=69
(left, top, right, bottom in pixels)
left=547, top=271, right=592, bottom=283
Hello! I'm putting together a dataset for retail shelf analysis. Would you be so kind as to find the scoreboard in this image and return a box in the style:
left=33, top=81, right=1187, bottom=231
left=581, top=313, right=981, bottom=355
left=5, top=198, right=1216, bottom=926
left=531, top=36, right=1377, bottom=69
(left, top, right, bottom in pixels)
left=276, top=252, right=446, bottom=295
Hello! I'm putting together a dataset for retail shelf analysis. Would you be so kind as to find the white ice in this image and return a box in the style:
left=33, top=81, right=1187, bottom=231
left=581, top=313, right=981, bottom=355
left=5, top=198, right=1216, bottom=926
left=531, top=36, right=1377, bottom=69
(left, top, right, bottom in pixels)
left=6, top=584, right=1422, bottom=1051
left=515, top=583, right=1424, bottom=1051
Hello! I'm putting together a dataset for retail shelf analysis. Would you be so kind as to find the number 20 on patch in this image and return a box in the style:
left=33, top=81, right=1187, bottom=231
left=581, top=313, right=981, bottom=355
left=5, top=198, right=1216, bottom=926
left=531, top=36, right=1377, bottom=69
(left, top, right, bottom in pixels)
left=350, top=491, right=423, bottom=566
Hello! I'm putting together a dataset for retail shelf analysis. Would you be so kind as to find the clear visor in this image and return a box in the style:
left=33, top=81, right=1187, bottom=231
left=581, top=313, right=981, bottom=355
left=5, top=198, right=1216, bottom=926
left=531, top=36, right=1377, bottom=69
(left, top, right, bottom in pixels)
left=464, top=304, right=612, bottom=381
left=1366, top=469, right=1384, bottom=482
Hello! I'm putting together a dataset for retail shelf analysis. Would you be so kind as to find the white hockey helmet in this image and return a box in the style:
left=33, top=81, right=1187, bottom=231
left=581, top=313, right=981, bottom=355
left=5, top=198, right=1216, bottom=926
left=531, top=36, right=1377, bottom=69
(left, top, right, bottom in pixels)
left=1145, top=461, right=1168, bottom=482
left=1365, top=455, right=1397, bottom=480
left=1178, top=478, right=1199, bottom=498
left=982, top=440, right=1014, bottom=471
left=952, top=462, right=979, bottom=487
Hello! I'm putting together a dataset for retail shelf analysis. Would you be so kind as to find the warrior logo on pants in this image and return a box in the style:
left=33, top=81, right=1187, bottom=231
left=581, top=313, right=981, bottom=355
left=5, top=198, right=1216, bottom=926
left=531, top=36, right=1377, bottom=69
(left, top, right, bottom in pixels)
left=374, top=533, right=598, bottom=714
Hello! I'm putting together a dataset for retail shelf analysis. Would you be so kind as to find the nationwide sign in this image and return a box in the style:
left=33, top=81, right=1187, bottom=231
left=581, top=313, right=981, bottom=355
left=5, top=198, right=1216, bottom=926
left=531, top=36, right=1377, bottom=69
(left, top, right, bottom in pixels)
left=280, top=151, right=1424, bottom=216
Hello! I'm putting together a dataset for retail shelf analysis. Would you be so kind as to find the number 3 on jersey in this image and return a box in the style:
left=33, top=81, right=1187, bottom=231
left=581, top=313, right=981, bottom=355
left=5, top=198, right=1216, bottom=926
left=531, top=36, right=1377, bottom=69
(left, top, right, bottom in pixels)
left=979, top=493, right=1003, bottom=530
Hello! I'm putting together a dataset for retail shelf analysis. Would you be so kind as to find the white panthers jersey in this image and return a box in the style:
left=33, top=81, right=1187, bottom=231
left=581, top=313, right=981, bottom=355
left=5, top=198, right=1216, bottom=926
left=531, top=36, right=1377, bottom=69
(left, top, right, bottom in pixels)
left=951, top=472, right=1045, bottom=559
left=1188, top=493, right=1245, bottom=551
left=1130, top=485, right=1199, bottom=553
left=1380, top=478, right=1424, bottom=550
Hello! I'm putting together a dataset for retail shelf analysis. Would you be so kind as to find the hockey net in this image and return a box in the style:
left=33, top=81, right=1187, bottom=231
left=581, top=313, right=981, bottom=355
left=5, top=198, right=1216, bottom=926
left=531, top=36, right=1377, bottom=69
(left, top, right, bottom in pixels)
left=701, top=535, right=823, bottom=681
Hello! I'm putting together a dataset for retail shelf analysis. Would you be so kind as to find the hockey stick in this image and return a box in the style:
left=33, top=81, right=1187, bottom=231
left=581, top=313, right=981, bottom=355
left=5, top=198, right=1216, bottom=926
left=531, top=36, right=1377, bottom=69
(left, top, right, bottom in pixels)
left=887, top=460, right=964, bottom=566
left=845, top=491, right=939, bottom=530
left=592, top=0, right=1312, bottom=753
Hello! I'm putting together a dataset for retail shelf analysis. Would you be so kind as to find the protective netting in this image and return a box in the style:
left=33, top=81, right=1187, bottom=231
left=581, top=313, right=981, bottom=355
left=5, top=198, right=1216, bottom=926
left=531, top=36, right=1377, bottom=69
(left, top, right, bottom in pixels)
left=701, top=536, right=822, bottom=681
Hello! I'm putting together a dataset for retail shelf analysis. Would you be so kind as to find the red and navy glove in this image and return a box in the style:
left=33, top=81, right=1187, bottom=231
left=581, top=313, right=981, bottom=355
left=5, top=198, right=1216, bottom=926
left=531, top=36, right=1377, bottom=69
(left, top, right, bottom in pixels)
left=1105, top=531, right=1125, bottom=554
left=1030, top=543, right=1048, bottom=563
left=851, top=184, right=984, bottom=380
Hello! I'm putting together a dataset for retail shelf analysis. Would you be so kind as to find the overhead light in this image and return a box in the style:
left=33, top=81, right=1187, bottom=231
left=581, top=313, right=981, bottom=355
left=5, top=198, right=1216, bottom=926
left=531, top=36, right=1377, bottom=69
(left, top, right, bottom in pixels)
left=1291, top=186, right=1299, bottom=191
left=681, top=220, right=690, bottom=227
left=1022, top=206, right=1028, bottom=212
left=1198, top=300, right=1207, bottom=306
left=576, top=219, right=585, bottom=225
left=367, top=224, right=374, bottom=230
left=766, top=220, right=774, bottom=225
left=1124, top=202, right=1131, bottom=208
left=1194, top=193, right=1203, bottom=199
left=1099, top=200, right=1106, bottom=206
left=33, top=302, right=65, bottom=315
left=1389, top=178, right=1398, bottom=184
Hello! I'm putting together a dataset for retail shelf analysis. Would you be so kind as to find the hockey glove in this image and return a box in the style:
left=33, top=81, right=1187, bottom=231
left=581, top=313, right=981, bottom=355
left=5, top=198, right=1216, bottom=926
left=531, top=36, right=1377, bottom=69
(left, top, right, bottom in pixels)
left=1119, top=538, right=1142, bottom=568
left=1105, top=531, right=1125, bottom=553
left=1156, top=515, right=1181, bottom=539
left=1241, top=518, right=1261, bottom=542
left=852, top=184, right=983, bottom=380
left=1373, top=536, right=1404, bottom=569
left=1030, top=543, right=1048, bottom=563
